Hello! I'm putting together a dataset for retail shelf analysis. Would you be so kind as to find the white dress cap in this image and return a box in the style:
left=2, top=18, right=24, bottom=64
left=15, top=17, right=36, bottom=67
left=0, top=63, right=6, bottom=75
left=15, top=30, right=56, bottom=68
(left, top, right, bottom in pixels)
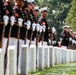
left=32, top=0, right=34, bottom=2
left=39, top=7, right=48, bottom=13
left=24, top=0, right=27, bottom=1
left=27, top=0, right=32, bottom=3
left=33, top=6, right=39, bottom=11
left=62, top=25, right=70, bottom=29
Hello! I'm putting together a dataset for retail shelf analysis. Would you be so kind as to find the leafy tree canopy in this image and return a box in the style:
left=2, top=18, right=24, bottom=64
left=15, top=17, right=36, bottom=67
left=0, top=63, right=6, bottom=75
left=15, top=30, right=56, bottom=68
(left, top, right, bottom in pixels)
left=65, top=0, right=76, bottom=31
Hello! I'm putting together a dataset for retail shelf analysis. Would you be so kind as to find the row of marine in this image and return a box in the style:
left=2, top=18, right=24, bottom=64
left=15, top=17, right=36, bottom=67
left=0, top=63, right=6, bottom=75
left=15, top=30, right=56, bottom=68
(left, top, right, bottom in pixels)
left=0, top=0, right=49, bottom=74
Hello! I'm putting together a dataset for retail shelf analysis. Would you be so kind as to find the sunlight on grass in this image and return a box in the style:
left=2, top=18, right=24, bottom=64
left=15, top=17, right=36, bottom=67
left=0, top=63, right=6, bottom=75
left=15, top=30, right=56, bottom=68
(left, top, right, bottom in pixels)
left=18, top=63, right=76, bottom=75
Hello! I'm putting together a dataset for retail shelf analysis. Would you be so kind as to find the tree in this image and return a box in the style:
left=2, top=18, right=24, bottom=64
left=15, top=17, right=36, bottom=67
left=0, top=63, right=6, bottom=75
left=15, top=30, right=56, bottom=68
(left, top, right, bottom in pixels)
left=65, top=0, right=76, bottom=31
left=35, top=0, right=72, bottom=40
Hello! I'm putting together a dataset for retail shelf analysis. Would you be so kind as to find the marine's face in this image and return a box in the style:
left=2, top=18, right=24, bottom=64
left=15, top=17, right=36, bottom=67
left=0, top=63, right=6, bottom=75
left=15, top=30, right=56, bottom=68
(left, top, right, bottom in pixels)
left=42, top=11, right=48, bottom=16
left=28, top=4, right=33, bottom=10
left=16, top=0, right=24, bottom=7
left=33, top=10, right=39, bottom=16
left=13, top=0, right=16, bottom=2
left=45, top=11, right=48, bottom=16
left=10, top=0, right=15, bottom=2
left=32, top=4, right=36, bottom=9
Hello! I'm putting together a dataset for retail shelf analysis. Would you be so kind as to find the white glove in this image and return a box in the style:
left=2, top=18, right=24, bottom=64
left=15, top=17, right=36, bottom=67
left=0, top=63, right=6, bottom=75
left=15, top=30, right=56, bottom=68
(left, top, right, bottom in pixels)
left=18, top=18, right=23, bottom=27
left=10, top=16, right=15, bottom=26
left=60, top=38, right=62, bottom=41
left=3, top=15, right=9, bottom=26
left=27, top=20, right=31, bottom=30
left=24, top=22, right=27, bottom=26
left=72, top=39, right=75, bottom=44
left=48, top=39, right=51, bottom=43
left=69, top=37, right=72, bottom=42
left=36, top=24, right=40, bottom=31
left=32, top=23, right=36, bottom=31
left=42, top=25, right=46, bottom=32
left=52, top=41, right=54, bottom=45
left=39, top=26, right=42, bottom=33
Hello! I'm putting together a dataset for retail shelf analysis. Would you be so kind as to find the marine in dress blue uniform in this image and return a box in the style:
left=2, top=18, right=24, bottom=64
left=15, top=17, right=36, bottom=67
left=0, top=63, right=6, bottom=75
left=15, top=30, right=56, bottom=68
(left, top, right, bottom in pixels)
left=38, top=7, right=48, bottom=46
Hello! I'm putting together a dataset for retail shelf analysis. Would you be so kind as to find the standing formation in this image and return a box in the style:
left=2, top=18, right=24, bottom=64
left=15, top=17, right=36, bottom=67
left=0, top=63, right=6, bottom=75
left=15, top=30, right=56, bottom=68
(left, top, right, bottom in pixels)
left=0, top=0, right=49, bottom=74
left=0, top=0, right=76, bottom=75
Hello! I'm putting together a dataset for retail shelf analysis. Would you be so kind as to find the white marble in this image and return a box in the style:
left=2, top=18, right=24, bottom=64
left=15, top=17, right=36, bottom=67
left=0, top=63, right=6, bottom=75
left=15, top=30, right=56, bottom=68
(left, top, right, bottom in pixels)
left=49, top=46, right=55, bottom=67
left=61, top=48, right=66, bottom=64
left=8, top=46, right=17, bottom=75
left=0, top=49, right=4, bottom=75
left=70, top=50, right=73, bottom=62
left=74, top=50, right=76, bottom=62
left=21, top=45, right=28, bottom=75
left=38, top=46, right=44, bottom=70
left=68, top=50, right=71, bottom=63
left=53, top=47, right=58, bottom=65
left=30, top=45, right=36, bottom=73
left=44, top=46, right=49, bottom=69
left=73, top=50, right=76, bottom=62
left=57, top=48, right=62, bottom=64
left=65, top=49, right=69, bottom=63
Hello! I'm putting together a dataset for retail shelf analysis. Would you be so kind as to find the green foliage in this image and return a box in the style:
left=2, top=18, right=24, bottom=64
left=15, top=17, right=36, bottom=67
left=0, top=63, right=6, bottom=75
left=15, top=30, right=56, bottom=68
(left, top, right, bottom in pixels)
left=29, top=63, right=76, bottom=75
left=18, top=63, right=76, bottom=75
left=2, top=0, right=73, bottom=38
left=65, top=0, right=76, bottom=31
left=35, top=0, right=72, bottom=39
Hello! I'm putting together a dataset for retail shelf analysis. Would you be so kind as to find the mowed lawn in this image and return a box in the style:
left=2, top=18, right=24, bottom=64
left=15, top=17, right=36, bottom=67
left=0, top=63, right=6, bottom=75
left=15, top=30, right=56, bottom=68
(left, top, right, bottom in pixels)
left=18, top=63, right=76, bottom=75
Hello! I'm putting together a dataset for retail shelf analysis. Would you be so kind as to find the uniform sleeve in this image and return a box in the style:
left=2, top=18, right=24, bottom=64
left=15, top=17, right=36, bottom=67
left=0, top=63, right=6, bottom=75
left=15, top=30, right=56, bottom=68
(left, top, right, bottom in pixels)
left=39, top=18, right=47, bottom=26
left=4, top=2, right=13, bottom=17
left=0, top=1, right=4, bottom=18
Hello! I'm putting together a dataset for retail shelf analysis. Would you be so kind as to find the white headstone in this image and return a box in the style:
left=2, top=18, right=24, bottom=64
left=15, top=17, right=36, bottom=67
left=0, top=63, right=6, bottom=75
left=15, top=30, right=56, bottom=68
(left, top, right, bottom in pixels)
left=75, top=50, right=76, bottom=62
left=68, top=50, right=71, bottom=63
left=65, top=49, right=69, bottom=63
left=73, top=50, right=76, bottom=62
left=0, top=49, right=4, bottom=75
left=49, top=46, right=55, bottom=66
left=38, top=46, right=44, bottom=70
left=61, top=48, right=66, bottom=64
left=8, top=46, right=17, bottom=75
left=44, top=46, right=49, bottom=69
left=30, top=45, right=36, bottom=73
left=53, top=47, right=58, bottom=65
left=57, top=48, right=62, bottom=64
left=70, top=50, right=73, bottom=62
left=21, top=45, right=28, bottom=75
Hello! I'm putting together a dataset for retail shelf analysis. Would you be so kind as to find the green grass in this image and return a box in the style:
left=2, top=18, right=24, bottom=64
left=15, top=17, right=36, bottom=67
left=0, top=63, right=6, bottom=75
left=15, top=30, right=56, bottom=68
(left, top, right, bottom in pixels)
left=18, top=63, right=76, bottom=75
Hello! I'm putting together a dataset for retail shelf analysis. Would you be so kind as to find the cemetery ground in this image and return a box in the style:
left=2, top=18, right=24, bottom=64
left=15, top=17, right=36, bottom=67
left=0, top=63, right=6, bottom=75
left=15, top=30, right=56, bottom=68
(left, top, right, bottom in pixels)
left=18, top=63, right=76, bottom=75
